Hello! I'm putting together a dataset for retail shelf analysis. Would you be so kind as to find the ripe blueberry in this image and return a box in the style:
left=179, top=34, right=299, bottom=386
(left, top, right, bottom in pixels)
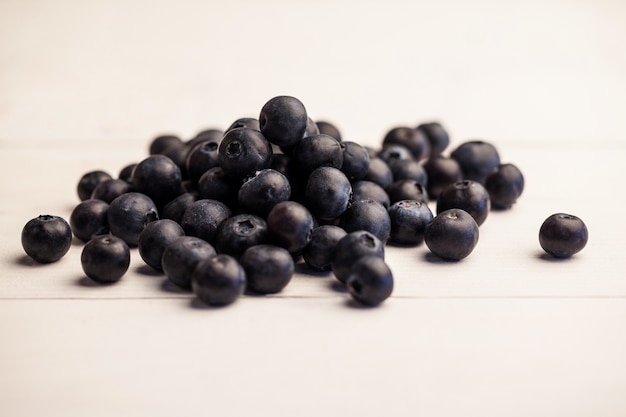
left=539, top=213, right=588, bottom=258
left=424, top=208, right=479, bottom=261
left=81, top=235, right=130, bottom=284
left=21, top=215, right=73, bottom=263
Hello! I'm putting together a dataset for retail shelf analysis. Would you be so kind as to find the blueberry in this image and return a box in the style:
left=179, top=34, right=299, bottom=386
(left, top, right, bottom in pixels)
left=385, top=179, right=429, bottom=205
left=378, top=144, right=413, bottom=166
left=363, top=157, right=394, bottom=188
left=118, top=163, right=137, bottom=183
left=70, top=199, right=110, bottom=243
left=382, top=126, right=430, bottom=161
left=303, top=116, right=321, bottom=138
left=422, top=155, right=463, bottom=199
left=21, top=215, right=73, bottom=263
left=238, top=169, right=291, bottom=218
left=180, top=199, right=231, bottom=246
left=215, top=214, right=269, bottom=258
left=90, top=178, right=134, bottom=204
left=305, top=167, right=352, bottom=221
left=387, top=158, right=428, bottom=185
left=416, top=122, right=450, bottom=155
left=218, top=127, right=273, bottom=179
left=161, top=142, right=191, bottom=179
left=539, top=213, right=588, bottom=258
left=302, top=225, right=347, bottom=271
left=485, top=163, right=524, bottom=209
left=340, top=199, right=391, bottom=243
left=107, top=192, right=159, bottom=246
left=331, top=230, right=385, bottom=284
left=138, top=219, right=185, bottom=271
left=346, top=256, right=394, bottom=306
left=192, top=254, right=246, bottom=306
left=450, top=140, right=500, bottom=185
left=162, top=236, right=217, bottom=290
left=149, top=134, right=183, bottom=155
left=227, top=117, right=261, bottom=132
left=437, top=180, right=490, bottom=226
left=266, top=201, right=315, bottom=254
left=351, top=180, right=390, bottom=209
left=424, top=208, right=479, bottom=261
left=186, top=139, right=222, bottom=184
left=259, top=95, right=308, bottom=148
left=240, top=244, right=294, bottom=294
left=315, top=120, right=342, bottom=142
left=388, top=200, right=433, bottom=246
left=197, top=166, right=240, bottom=210
left=77, top=170, right=113, bottom=201
left=292, top=134, right=343, bottom=174
left=81, top=235, right=130, bottom=284
left=161, top=191, right=198, bottom=224
left=131, top=155, right=183, bottom=207
left=340, top=141, right=370, bottom=182
left=186, top=128, right=223, bottom=151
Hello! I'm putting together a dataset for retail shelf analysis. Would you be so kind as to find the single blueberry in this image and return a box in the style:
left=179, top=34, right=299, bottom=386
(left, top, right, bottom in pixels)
left=192, top=254, right=246, bottom=306
left=118, top=163, right=137, bottom=183
left=107, top=192, right=159, bottom=246
left=363, top=157, right=394, bottom=189
left=437, top=180, right=490, bottom=226
left=131, top=155, right=183, bottom=207
left=315, top=120, right=342, bottom=142
left=382, top=126, right=430, bottom=161
left=340, top=141, right=370, bottom=182
left=149, top=134, right=183, bottom=155
left=422, top=155, right=463, bottom=200
left=302, top=225, right=347, bottom=271
left=70, top=199, right=110, bottom=243
left=218, top=127, right=273, bottom=179
left=238, top=169, right=291, bottom=218
left=259, top=95, right=308, bottom=148
left=340, top=199, right=391, bottom=243
left=388, top=200, right=433, bottom=246
left=240, top=244, right=294, bottom=294
left=292, top=134, right=343, bottom=174
left=539, top=213, right=588, bottom=258
left=346, top=256, right=394, bottom=306
left=21, top=215, right=73, bottom=263
left=180, top=199, right=231, bottom=246
left=197, top=166, right=241, bottom=210
left=77, top=170, right=113, bottom=201
left=266, top=201, right=315, bottom=254
left=387, top=158, right=428, bottom=185
left=90, top=178, right=134, bottom=204
left=424, top=208, right=479, bottom=261
left=305, top=167, right=352, bottom=221
left=416, top=122, right=450, bottom=155
left=138, top=219, right=186, bottom=271
left=81, top=235, right=130, bottom=284
left=385, top=179, right=429, bottom=206
left=485, top=163, right=525, bottom=209
left=351, top=181, right=390, bottom=209
left=215, top=214, right=269, bottom=259
left=161, top=192, right=198, bottom=224
left=450, top=140, right=500, bottom=185
left=186, top=139, right=222, bottom=184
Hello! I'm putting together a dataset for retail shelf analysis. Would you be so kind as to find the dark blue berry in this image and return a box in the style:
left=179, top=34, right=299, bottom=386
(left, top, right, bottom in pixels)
left=215, top=214, right=269, bottom=258
left=417, top=122, right=450, bottom=155
left=363, top=157, right=394, bottom=188
left=70, top=199, right=110, bottom=243
left=346, top=256, right=393, bottom=306
left=180, top=199, right=231, bottom=245
left=382, top=126, right=430, bottom=161
left=388, top=200, right=433, bottom=246
left=138, top=219, right=185, bottom=271
left=149, top=134, right=183, bottom=155
left=186, top=139, right=222, bottom=184
left=351, top=180, right=390, bottom=209
left=131, top=155, right=183, bottom=207
left=422, top=155, right=463, bottom=199
left=77, top=170, right=112, bottom=201
left=118, top=163, right=137, bottom=183
left=81, top=235, right=130, bottom=283
left=378, top=144, right=412, bottom=166
left=539, top=213, right=588, bottom=258
left=107, top=192, right=159, bottom=246
left=340, top=199, right=391, bottom=243
left=437, top=180, right=490, bottom=226
left=485, top=163, right=524, bottom=209
left=385, top=179, right=429, bottom=205
left=259, top=95, right=308, bottom=148
left=340, top=141, right=370, bottom=182
left=238, top=169, right=291, bottom=218
left=162, top=236, right=217, bottom=290
left=305, top=167, right=352, bottom=221
left=424, top=208, right=479, bottom=261
left=240, top=244, right=294, bottom=294
left=450, top=140, right=500, bottom=185
left=192, top=254, right=246, bottom=306
left=21, top=215, right=73, bottom=263
left=303, top=116, right=320, bottom=138
left=331, top=230, right=385, bottom=284
left=197, top=166, right=240, bottom=210
left=292, top=134, right=343, bottom=174
left=387, top=158, right=428, bottom=185
left=90, top=178, right=134, bottom=204
left=266, top=201, right=315, bottom=254
left=161, top=191, right=198, bottom=224
left=227, top=117, right=261, bottom=132
left=218, top=127, right=273, bottom=179
left=315, top=120, right=342, bottom=142
left=302, top=225, right=347, bottom=271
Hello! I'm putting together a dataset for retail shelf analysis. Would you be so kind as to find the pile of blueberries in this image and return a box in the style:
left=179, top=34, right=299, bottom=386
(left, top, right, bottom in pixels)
left=20, top=95, right=589, bottom=307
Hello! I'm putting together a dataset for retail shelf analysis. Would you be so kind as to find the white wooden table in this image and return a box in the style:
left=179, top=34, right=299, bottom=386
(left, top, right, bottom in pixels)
left=2, top=1, right=625, bottom=416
